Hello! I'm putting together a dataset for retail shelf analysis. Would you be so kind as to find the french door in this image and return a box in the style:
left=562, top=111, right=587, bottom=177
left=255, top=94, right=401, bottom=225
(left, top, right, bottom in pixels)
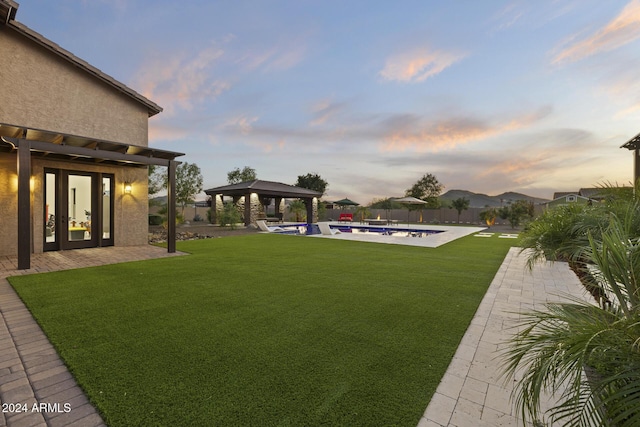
left=44, top=169, right=114, bottom=251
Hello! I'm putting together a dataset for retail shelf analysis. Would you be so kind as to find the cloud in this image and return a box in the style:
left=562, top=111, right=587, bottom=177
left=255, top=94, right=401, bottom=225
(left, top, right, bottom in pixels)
left=552, top=0, right=640, bottom=64
left=132, top=40, right=231, bottom=116
left=309, top=100, right=347, bottom=126
left=379, top=47, right=466, bottom=83
left=490, top=3, right=525, bottom=32
left=148, top=122, right=190, bottom=143
left=379, top=106, right=552, bottom=152
left=223, top=115, right=259, bottom=135
left=615, top=103, right=640, bottom=118
left=236, top=42, right=306, bottom=72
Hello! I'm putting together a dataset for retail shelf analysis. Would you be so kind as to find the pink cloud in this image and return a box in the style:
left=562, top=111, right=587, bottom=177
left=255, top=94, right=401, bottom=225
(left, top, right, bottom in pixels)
left=553, top=0, right=640, bottom=64
left=236, top=42, right=306, bottom=72
left=380, top=107, right=551, bottom=152
left=132, top=41, right=230, bottom=116
left=379, top=48, right=466, bottom=83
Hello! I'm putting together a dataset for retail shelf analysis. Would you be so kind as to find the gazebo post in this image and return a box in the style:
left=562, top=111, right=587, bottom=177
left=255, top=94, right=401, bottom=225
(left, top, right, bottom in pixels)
left=243, top=192, right=251, bottom=226
left=274, top=196, right=282, bottom=221
left=621, top=133, right=640, bottom=192
left=634, top=148, right=640, bottom=189
left=304, top=197, right=317, bottom=234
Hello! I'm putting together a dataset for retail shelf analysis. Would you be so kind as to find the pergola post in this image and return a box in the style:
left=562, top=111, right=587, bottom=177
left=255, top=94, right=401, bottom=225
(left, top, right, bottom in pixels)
left=167, top=160, right=177, bottom=253
left=17, top=139, right=31, bottom=270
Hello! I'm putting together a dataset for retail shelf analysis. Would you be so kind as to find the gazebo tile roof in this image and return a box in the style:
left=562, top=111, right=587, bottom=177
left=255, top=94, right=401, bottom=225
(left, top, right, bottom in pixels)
left=204, top=180, right=322, bottom=198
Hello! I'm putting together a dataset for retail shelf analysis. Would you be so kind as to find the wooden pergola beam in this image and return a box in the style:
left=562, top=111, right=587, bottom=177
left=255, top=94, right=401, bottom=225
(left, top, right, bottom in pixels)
left=11, top=137, right=182, bottom=269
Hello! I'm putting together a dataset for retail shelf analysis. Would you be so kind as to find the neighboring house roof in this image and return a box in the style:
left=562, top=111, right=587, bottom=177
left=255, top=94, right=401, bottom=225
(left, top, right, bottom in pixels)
left=0, top=1, right=162, bottom=117
left=578, top=188, right=605, bottom=199
left=548, top=194, right=590, bottom=204
left=552, top=191, right=576, bottom=200
left=205, top=180, right=322, bottom=198
left=553, top=188, right=606, bottom=200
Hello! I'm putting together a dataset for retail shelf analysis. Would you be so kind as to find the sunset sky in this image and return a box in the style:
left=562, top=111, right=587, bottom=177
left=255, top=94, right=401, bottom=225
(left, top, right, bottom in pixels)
left=16, top=1, right=640, bottom=202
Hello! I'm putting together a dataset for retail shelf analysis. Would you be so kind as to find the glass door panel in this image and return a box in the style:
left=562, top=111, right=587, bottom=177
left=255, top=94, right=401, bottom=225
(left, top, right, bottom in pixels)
left=44, top=171, right=57, bottom=248
left=102, top=176, right=111, bottom=240
left=44, top=169, right=113, bottom=251
left=68, top=174, right=92, bottom=242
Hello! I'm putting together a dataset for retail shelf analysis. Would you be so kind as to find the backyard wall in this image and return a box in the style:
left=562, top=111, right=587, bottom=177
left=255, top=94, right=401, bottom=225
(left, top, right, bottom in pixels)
left=158, top=204, right=543, bottom=227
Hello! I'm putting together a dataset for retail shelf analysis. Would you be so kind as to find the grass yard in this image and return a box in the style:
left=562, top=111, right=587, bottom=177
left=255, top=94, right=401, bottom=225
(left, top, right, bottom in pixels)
left=9, top=233, right=514, bottom=426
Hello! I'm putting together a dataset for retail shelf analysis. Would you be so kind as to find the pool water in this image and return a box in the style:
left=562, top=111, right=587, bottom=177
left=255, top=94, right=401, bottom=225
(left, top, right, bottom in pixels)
left=334, top=225, right=443, bottom=237
left=277, top=223, right=443, bottom=237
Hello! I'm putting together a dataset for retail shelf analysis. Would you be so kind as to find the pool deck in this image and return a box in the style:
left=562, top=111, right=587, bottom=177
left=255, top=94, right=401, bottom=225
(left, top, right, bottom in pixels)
left=311, top=222, right=487, bottom=247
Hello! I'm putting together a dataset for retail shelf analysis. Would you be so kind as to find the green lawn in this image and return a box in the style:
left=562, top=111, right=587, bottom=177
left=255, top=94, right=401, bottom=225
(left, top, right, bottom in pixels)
left=9, top=234, right=514, bottom=426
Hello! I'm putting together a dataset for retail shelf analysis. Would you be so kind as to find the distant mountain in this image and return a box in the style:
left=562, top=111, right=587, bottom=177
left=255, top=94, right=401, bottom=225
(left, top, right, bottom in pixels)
left=440, top=189, right=549, bottom=208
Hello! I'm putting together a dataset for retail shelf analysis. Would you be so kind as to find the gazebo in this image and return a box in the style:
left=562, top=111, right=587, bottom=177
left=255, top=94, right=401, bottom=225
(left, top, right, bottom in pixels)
left=204, top=180, right=322, bottom=227
left=621, top=132, right=640, bottom=185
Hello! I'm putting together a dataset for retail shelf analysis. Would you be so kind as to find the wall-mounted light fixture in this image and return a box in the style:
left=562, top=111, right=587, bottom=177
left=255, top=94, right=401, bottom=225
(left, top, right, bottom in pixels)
left=124, top=182, right=133, bottom=194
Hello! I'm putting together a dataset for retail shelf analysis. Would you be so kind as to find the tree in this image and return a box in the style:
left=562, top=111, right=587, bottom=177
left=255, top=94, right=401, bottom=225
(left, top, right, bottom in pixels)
left=294, top=173, right=328, bottom=195
left=497, top=199, right=533, bottom=228
left=227, top=166, right=257, bottom=184
left=406, top=173, right=443, bottom=209
left=148, top=165, right=164, bottom=198
left=370, top=198, right=402, bottom=219
left=164, top=162, right=203, bottom=215
left=355, top=206, right=371, bottom=223
left=451, top=197, right=470, bottom=223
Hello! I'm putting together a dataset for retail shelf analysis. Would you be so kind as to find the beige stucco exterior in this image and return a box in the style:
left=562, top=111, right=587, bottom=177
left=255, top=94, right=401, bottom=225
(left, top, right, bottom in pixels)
left=0, top=28, right=149, bottom=146
left=0, top=154, right=19, bottom=255
left=0, top=8, right=171, bottom=260
left=0, top=154, right=150, bottom=257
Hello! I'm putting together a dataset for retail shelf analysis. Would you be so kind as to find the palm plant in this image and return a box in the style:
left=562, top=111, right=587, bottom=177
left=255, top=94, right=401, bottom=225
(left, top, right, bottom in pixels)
left=503, top=211, right=640, bottom=426
left=288, top=200, right=306, bottom=222
left=519, top=202, right=609, bottom=303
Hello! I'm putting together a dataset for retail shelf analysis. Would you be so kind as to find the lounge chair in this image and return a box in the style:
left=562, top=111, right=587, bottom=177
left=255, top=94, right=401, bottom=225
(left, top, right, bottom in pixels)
left=318, top=222, right=341, bottom=235
left=256, top=220, right=285, bottom=233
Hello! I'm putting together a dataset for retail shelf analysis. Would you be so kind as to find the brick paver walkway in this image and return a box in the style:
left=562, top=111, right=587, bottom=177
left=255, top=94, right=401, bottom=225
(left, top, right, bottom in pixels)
left=419, top=247, right=592, bottom=426
left=0, top=246, right=184, bottom=427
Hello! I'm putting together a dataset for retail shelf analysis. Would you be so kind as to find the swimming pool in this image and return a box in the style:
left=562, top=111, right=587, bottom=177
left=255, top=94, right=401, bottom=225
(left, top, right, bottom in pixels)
left=311, top=222, right=487, bottom=248
left=274, top=223, right=444, bottom=237
left=266, top=222, right=487, bottom=247
left=331, top=224, right=444, bottom=237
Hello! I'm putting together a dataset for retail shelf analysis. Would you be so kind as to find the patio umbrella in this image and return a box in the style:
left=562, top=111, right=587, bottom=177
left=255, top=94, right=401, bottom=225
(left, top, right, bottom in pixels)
left=334, top=198, right=359, bottom=209
left=393, top=196, right=428, bottom=224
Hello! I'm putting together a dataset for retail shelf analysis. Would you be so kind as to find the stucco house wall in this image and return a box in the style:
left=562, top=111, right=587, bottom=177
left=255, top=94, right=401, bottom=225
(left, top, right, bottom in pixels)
left=0, top=155, right=18, bottom=255
left=0, top=28, right=149, bottom=146
left=0, top=4, right=167, bottom=259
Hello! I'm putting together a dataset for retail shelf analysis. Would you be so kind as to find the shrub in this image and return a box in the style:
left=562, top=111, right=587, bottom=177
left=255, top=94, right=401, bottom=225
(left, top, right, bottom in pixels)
left=218, top=203, right=242, bottom=229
